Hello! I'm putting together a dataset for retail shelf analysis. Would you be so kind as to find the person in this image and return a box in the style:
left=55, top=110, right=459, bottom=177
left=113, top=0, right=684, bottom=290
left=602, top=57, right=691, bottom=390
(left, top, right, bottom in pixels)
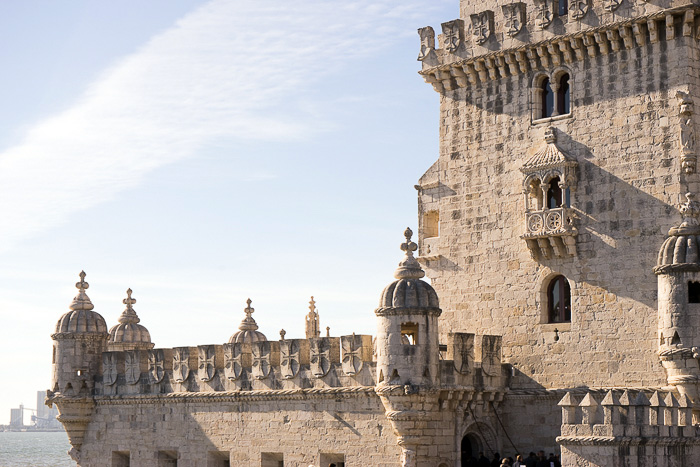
left=524, top=452, right=537, bottom=467
left=501, top=458, right=512, bottom=466
left=513, top=455, right=524, bottom=467
left=491, top=453, right=501, bottom=467
left=535, top=451, right=549, bottom=467
left=547, top=453, right=561, bottom=467
left=477, top=452, right=490, bottom=467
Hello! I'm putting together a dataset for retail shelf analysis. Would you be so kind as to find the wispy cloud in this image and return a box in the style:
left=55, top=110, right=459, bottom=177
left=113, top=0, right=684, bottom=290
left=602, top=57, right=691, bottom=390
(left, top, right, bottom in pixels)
left=0, top=0, right=449, bottom=250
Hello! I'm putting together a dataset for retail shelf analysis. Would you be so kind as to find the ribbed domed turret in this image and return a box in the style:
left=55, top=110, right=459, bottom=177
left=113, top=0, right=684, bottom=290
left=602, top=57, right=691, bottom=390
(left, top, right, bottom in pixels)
left=229, top=298, right=267, bottom=344
left=655, top=193, right=700, bottom=274
left=53, top=271, right=108, bottom=335
left=107, top=289, right=154, bottom=351
left=377, top=228, right=440, bottom=310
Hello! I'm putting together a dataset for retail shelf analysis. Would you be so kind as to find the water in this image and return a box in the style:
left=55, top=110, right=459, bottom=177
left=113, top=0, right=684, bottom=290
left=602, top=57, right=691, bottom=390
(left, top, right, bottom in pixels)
left=0, top=432, right=75, bottom=467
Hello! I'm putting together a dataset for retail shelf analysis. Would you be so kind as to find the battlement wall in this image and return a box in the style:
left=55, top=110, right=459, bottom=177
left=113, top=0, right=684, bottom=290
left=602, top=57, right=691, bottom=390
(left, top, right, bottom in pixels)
left=94, top=332, right=506, bottom=397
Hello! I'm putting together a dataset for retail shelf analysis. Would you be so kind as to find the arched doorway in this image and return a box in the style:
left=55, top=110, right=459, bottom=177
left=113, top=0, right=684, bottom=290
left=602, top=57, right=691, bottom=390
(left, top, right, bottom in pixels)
left=461, top=434, right=481, bottom=467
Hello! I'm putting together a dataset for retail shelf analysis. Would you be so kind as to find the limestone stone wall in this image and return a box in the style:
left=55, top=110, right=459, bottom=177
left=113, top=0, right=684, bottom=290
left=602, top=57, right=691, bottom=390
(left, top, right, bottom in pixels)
left=79, top=394, right=401, bottom=467
left=417, top=26, right=696, bottom=389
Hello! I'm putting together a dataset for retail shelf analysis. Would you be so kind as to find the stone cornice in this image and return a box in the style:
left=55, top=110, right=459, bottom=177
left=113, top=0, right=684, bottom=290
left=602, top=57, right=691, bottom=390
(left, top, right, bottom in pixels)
left=93, top=386, right=378, bottom=405
left=420, top=5, right=700, bottom=93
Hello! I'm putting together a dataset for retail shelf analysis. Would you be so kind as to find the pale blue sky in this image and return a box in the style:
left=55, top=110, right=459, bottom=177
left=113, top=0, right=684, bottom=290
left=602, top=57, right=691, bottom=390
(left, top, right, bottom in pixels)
left=0, top=0, right=456, bottom=423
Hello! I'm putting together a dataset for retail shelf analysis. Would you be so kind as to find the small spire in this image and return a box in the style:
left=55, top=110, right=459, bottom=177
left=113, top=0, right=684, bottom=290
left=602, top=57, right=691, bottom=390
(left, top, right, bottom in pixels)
left=238, top=298, right=259, bottom=332
left=117, top=288, right=140, bottom=325
left=394, top=227, right=426, bottom=280
left=305, top=296, right=320, bottom=339
left=280, top=329, right=286, bottom=340
left=679, top=192, right=700, bottom=228
left=326, top=326, right=330, bottom=337
left=69, top=270, right=94, bottom=311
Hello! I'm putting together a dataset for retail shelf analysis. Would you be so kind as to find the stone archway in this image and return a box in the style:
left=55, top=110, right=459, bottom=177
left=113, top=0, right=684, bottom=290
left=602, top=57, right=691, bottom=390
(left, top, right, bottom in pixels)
left=460, top=433, right=481, bottom=466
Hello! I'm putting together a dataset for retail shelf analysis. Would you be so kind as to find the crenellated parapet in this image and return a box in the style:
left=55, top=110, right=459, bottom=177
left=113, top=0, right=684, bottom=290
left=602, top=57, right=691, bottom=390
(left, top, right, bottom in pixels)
left=557, top=389, right=700, bottom=466
left=418, top=3, right=700, bottom=93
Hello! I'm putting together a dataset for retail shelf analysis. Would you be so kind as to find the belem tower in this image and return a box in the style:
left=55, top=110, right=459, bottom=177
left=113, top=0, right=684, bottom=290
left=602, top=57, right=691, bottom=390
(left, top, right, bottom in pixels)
left=46, top=0, right=700, bottom=465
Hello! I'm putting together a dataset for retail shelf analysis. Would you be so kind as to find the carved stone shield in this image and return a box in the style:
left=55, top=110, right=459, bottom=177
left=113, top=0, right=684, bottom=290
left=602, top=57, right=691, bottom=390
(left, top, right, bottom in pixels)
left=602, top=0, right=621, bottom=12
left=148, top=349, right=165, bottom=383
left=280, top=340, right=300, bottom=379
left=470, top=11, right=494, bottom=45
left=102, top=352, right=118, bottom=386
left=341, top=334, right=363, bottom=376
left=223, top=343, right=243, bottom=381
left=198, top=345, right=216, bottom=382
left=453, top=333, right=475, bottom=375
left=124, top=350, right=140, bottom=385
left=417, top=26, right=435, bottom=61
left=481, top=335, right=502, bottom=377
left=569, top=0, right=589, bottom=20
left=173, top=347, right=190, bottom=383
left=310, top=338, right=331, bottom=377
left=502, top=3, right=525, bottom=37
left=252, top=341, right=271, bottom=380
left=441, top=20, right=464, bottom=53
left=535, top=0, right=553, bottom=30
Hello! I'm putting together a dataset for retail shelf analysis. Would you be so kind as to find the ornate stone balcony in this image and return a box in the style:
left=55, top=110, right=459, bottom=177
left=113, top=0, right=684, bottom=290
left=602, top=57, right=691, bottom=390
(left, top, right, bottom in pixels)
left=521, top=206, right=576, bottom=259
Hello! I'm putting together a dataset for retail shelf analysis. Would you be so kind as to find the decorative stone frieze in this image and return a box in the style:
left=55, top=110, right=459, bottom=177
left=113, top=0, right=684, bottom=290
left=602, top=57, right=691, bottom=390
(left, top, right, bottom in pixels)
left=535, top=0, right=553, bottom=30
left=223, top=342, right=243, bottom=381
left=502, top=3, right=526, bottom=37
left=252, top=341, right=272, bottom=380
left=310, top=337, right=332, bottom=377
left=602, top=0, right=622, bottom=12
left=470, top=11, right=493, bottom=45
left=479, top=335, right=502, bottom=377
left=147, top=348, right=165, bottom=383
left=173, top=347, right=190, bottom=383
left=569, top=0, right=590, bottom=21
left=124, top=350, right=140, bottom=385
left=279, top=338, right=301, bottom=379
left=102, top=353, right=118, bottom=386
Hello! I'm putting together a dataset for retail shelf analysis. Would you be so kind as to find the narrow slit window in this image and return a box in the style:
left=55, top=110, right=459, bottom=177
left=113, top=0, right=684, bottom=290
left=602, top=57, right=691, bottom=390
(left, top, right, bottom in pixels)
left=557, top=74, right=570, bottom=115
left=541, top=78, right=554, bottom=118
left=548, top=275, right=571, bottom=323
left=401, top=322, right=418, bottom=345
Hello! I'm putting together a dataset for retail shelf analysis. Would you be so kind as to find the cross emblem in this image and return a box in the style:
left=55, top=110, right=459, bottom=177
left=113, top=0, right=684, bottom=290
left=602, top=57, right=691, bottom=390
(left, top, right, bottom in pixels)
left=76, top=270, right=89, bottom=290
left=123, top=288, right=137, bottom=308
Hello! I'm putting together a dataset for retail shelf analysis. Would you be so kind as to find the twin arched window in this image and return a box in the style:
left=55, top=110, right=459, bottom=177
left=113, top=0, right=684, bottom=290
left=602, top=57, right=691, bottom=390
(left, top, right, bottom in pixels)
left=548, top=275, right=571, bottom=323
left=537, top=72, right=571, bottom=120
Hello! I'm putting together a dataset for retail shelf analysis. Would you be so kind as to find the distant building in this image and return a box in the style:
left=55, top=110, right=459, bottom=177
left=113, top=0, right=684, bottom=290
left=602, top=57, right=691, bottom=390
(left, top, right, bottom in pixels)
left=35, top=390, right=60, bottom=430
left=9, top=406, right=23, bottom=427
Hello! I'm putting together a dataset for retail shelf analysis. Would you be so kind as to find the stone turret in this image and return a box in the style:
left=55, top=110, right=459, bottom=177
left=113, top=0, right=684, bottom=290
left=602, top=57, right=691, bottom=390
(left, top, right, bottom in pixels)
left=107, top=288, right=154, bottom=351
left=375, top=228, right=442, bottom=467
left=48, top=271, right=108, bottom=463
left=229, top=298, right=267, bottom=344
left=655, top=193, right=700, bottom=410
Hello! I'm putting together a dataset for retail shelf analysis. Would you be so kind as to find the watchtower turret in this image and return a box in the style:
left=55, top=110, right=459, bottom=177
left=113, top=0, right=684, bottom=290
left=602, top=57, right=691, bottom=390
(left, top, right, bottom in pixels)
left=375, top=227, right=441, bottom=387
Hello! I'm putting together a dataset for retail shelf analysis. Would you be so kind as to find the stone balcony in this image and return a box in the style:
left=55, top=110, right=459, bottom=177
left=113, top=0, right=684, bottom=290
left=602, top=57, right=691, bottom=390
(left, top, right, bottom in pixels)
left=521, top=206, right=577, bottom=259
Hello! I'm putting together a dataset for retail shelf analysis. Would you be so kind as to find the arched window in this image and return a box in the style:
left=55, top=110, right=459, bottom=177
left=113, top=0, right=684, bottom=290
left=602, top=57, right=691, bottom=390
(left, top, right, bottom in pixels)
left=541, top=78, right=554, bottom=118
left=548, top=275, right=571, bottom=323
left=557, top=74, right=570, bottom=115
left=547, top=177, right=562, bottom=209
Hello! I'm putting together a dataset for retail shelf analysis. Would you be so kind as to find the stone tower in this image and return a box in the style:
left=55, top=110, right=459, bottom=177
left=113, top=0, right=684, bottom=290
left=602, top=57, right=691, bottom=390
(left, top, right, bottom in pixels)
left=106, top=288, right=154, bottom=352
left=49, top=271, right=108, bottom=462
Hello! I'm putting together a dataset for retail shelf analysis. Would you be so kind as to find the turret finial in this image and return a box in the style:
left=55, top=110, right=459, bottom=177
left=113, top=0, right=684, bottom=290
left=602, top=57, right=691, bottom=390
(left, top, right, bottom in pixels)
left=69, top=271, right=94, bottom=311
left=394, top=227, right=425, bottom=280
left=305, top=295, right=321, bottom=339
left=238, top=298, right=259, bottom=332
left=118, top=288, right=140, bottom=324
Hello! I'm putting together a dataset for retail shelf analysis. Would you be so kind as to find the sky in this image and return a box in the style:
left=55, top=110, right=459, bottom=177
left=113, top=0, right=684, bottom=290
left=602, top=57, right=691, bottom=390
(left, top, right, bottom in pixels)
left=0, top=0, right=456, bottom=424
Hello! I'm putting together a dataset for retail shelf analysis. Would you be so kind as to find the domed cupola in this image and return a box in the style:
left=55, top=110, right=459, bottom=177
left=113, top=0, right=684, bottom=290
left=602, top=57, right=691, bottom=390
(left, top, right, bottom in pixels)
left=107, top=289, right=154, bottom=351
left=375, top=228, right=442, bottom=388
left=656, top=193, right=700, bottom=273
left=54, top=271, right=108, bottom=335
left=229, top=298, right=267, bottom=344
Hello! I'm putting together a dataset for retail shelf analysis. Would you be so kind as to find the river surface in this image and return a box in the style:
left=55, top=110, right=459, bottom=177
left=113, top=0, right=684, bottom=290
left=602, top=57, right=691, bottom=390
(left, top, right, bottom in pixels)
left=0, top=431, right=74, bottom=467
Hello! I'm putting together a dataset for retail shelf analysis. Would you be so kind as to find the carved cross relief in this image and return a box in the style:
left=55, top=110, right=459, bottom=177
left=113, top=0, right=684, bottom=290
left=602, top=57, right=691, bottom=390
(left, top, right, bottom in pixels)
left=453, top=333, right=475, bottom=375
left=480, top=335, right=502, bottom=377
left=173, top=347, right=190, bottom=383
left=502, top=3, right=526, bottom=37
left=280, top=340, right=300, bottom=379
left=124, top=350, right=140, bottom=385
left=148, top=349, right=165, bottom=383
left=252, top=341, right=271, bottom=380
left=569, top=0, right=590, bottom=20
left=470, top=12, right=494, bottom=45
left=535, top=0, right=553, bottom=29
left=602, top=0, right=622, bottom=12
left=310, top=338, right=331, bottom=377
left=102, top=353, right=118, bottom=386
left=441, top=20, right=464, bottom=53
left=198, top=345, right=216, bottom=382
left=223, top=343, right=243, bottom=381
left=341, top=334, right=363, bottom=376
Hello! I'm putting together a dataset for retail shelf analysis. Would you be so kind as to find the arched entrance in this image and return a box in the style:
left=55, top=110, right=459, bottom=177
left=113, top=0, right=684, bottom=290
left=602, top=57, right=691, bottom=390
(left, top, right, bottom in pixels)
left=461, top=434, right=481, bottom=467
